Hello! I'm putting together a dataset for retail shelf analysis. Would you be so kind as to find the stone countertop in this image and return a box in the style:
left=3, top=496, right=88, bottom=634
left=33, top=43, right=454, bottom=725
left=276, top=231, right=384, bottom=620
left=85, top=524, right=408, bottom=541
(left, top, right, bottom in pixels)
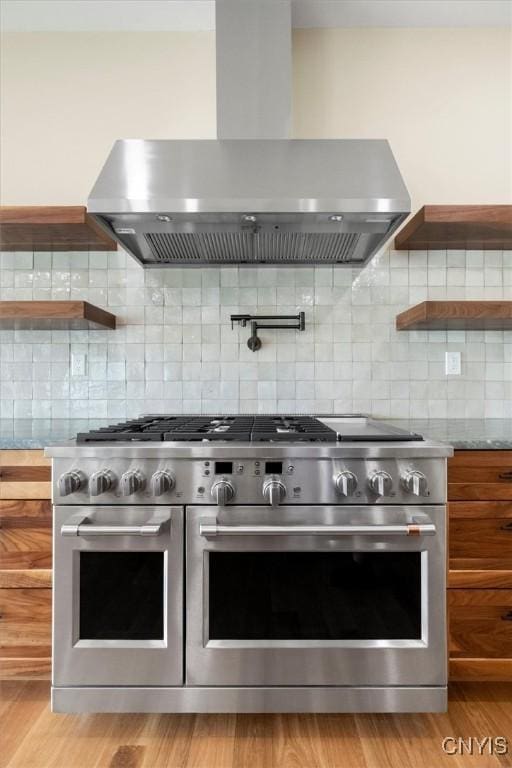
left=0, top=418, right=511, bottom=451
left=384, top=419, right=512, bottom=450
left=0, top=419, right=111, bottom=449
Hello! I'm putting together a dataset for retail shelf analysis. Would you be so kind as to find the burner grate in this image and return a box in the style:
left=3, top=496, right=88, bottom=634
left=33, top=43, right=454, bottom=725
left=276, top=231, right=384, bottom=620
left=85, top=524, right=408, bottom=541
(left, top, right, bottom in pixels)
left=76, top=415, right=340, bottom=443
left=76, top=417, right=191, bottom=443
left=251, top=416, right=337, bottom=442
left=163, top=416, right=254, bottom=441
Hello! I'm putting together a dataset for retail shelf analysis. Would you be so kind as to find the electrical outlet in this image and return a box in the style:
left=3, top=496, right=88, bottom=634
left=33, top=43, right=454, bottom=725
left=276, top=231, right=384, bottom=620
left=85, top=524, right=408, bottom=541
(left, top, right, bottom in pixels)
left=445, top=351, right=461, bottom=376
left=71, top=354, right=87, bottom=377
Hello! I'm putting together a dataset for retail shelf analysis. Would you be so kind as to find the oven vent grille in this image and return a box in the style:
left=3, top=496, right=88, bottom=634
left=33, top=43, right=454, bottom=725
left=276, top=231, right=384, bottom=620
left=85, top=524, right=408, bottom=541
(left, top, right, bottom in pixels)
left=144, top=232, right=361, bottom=264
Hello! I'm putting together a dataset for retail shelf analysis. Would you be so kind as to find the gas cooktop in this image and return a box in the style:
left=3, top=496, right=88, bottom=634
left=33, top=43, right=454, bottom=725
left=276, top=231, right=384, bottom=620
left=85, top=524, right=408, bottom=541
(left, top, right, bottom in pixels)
left=76, top=415, right=423, bottom=444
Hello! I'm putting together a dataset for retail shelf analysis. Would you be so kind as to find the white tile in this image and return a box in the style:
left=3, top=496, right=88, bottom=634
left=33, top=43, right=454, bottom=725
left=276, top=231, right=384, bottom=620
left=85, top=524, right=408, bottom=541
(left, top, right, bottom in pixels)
left=1, top=245, right=510, bottom=417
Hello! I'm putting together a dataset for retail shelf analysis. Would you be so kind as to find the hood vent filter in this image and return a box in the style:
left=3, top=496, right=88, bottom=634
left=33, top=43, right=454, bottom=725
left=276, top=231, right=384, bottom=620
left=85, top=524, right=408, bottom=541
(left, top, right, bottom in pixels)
left=144, top=231, right=361, bottom=264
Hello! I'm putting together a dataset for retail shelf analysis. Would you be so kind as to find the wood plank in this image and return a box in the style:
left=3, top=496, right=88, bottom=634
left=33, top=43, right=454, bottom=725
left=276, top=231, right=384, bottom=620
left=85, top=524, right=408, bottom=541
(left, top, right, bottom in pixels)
left=448, top=483, right=512, bottom=501
left=0, top=681, right=49, bottom=766
left=448, top=590, right=512, bottom=659
left=130, top=714, right=197, bottom=768
left=0, top=500, right=51, bottom=528
left=394, top=204, right=512, bottom=251
left=0, top=205, right=117, bottom=251
left=397, top=301, right=512, bottom=331
left=1, top=682, right=511, bottom=767
left=0, top=589, right=52, bottom=651
left=449, top=570, right=512, bottom=588
left=448, top=589, right=512, bottom=606
left=0, top=585, right=51, bottom=616
left=95, top=714, right=172, bottom=768
left=185, top=713, right=236, bottom=767
left=449, top=450, right=512, bottom=467
left=0, top=528, right=52, bottom=570
left=0, top=482, right=51, bottom=499
left=449, top=501, right=512, bottom=518
left=270, top=714, right=332, bottom=768
left=0, top=466, right=51, bottom=482
left=450, top=557, right=512, bottom=571
left=312, top=715, right=367, bottom=768
left=231, top=714, right=275, bottom=768
left=0, top=658, right=51, bottom=680
left=0, top=301, right=116, bottom=330
left=0, top=634, right=50, bottom=657
left=449, top=659, right=512, bottom=681
left=0, top=569, right=52, bottom=588
left=0, top=450, right=49, bottom=466
left=356, top=712, right=457, bottom=768
left=449, top=466, right=512, bottom=484
left=449, top=518, right=512, bottom=559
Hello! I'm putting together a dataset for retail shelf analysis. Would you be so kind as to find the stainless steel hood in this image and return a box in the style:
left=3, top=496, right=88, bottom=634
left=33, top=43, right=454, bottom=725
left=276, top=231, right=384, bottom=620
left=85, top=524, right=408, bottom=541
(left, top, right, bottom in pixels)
left=88, top=138, right=410, bottom=266
left=87, top=1, right=410, bottom=267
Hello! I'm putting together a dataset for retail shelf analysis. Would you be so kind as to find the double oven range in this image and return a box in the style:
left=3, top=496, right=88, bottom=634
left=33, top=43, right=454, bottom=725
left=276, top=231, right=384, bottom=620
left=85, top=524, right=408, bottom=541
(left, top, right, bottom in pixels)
left=46, top=415, right=452, bottom=713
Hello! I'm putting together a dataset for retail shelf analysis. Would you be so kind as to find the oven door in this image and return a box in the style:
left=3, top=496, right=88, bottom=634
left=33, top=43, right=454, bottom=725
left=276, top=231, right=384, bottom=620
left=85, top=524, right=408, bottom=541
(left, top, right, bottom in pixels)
left=186, top=505, right=446, bottom=687
left=53, top=505, right=183, bottom=687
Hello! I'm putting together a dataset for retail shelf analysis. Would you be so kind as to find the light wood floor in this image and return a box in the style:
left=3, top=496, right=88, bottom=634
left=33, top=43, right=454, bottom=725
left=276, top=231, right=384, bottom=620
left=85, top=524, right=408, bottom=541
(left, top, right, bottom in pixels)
left=1, top=682, right=511, bottom=768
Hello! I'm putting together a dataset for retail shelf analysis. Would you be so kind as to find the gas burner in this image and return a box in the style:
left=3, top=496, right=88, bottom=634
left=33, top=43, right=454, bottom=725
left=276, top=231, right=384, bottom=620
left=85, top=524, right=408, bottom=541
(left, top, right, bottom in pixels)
left=164, top=417, right=254, bottom=442
left=76, top=415, right=424, bottom=444
left=251, top=416, right=337, bottom=442
left=76, top=417, right=191, bottom=443
left=77, top=415, right=339, bottom=443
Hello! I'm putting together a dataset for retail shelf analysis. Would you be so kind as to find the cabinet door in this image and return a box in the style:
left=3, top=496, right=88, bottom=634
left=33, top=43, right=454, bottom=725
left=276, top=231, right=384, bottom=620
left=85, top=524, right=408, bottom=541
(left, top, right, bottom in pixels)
left=449, top=501, right=512, bottom=571
left=0, top=588, right=51, bottom=655
left=449, top=590, right=512, bottom=659
left=0, top=450, right=52, bottom=680
left=0, top=500, right=52, bottom=570
left=0, top=450, right=51, bottom=499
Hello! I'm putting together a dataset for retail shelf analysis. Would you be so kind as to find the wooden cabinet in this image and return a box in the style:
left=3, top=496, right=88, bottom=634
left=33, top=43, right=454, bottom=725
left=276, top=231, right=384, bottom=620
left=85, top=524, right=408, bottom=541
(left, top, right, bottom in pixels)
left=449, top=590, right=512, bottom=658
left=0, top=450, right=52, bottom=680
left=448, top=451, right=512, bottom=681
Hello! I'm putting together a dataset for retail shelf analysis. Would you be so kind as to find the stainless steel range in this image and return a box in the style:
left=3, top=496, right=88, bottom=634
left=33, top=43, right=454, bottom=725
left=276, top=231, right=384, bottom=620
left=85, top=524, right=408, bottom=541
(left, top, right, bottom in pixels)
left=46, top=415, right=452, bottom=714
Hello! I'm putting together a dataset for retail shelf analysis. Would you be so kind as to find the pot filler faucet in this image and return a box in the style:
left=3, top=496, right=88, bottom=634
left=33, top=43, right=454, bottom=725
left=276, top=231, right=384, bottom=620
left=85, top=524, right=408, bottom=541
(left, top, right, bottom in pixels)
left=230, top=311, right=305, bottom=350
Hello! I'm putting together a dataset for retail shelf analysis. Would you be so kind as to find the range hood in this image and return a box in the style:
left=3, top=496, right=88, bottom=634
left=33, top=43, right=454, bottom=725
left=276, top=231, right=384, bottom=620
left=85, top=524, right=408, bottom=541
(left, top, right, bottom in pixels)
left=87, top=2, right=410, bottom=267
left=88, top=138, right=409, bottom=266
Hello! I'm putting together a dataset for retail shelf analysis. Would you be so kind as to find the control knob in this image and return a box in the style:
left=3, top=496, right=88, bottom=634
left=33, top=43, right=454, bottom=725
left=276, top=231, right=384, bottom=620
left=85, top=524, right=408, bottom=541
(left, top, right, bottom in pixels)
left=151, top=470, right=175, bottom=496
left=120, top=470, right=146, bottom=496
left=211, top=479, right=235, bottom=506
left=401, top=470, right=428, bottom=497
left=368, top=470, right=393, bottom=497
left=58, top=470, right=86, bottom=496
left=263, top=479, right=286, bottom=507
left=89, top=469, right=117, bottom=497
left=334, top=470, right=358, bottom=497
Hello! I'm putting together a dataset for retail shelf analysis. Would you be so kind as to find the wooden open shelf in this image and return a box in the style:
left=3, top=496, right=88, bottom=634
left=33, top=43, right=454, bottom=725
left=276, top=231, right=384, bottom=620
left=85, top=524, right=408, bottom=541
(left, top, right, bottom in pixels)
left=397, top=301, right=512, bottom=331
left=0, top=301, right=116, bottom=330
left=395, top=205, right=512, bottom=251
left=0, top=206, right=117, bottom=252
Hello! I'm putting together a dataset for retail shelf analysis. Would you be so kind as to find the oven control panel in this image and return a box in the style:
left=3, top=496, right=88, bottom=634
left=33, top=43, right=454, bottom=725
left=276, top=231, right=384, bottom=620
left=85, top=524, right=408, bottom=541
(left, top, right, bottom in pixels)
left=52, top=456, right=446, bottom=506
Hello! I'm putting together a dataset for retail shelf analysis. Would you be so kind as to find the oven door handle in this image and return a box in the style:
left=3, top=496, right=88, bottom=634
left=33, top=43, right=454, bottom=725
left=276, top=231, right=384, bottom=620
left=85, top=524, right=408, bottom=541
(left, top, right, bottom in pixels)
left=60, top=511, right=171, bottom=537
left=198, top=521, right=436, bottom=538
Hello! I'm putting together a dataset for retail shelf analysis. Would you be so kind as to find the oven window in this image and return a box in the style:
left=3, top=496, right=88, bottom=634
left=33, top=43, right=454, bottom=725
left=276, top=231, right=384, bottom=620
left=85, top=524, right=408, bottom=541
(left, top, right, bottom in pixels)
left=79, top=552, right=164, bottom=640
left=209, top=552, right=421, bottom=640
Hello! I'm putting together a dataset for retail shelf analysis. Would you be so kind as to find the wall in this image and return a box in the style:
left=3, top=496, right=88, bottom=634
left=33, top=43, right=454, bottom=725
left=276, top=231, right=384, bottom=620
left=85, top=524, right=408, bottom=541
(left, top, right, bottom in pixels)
left=293, top=28, right=511, bottom=208
left=0, top=32, right=216, bottom=204
left=1, top=247, right=511, bottom=419
left=1, top=28, right=509, bottom=205
left=0, top=28, right=511, bottom=419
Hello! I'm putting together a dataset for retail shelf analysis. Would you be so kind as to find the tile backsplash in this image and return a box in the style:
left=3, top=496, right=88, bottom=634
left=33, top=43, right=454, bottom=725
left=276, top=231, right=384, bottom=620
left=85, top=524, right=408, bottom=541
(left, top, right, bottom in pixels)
left=1, top=248, right=512, bottom=419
